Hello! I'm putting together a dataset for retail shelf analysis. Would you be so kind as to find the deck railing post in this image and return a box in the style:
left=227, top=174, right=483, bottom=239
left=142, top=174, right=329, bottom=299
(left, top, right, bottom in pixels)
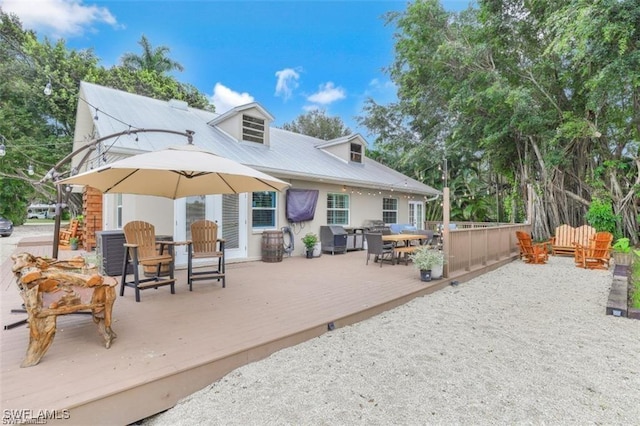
left=443, top=187, right=450, bottom=278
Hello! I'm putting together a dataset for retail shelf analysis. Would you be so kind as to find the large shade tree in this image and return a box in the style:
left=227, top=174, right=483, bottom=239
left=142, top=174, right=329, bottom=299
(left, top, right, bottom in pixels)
left=359, top=0, right=639, bottom=242
left=0, top=11, right=213, bottom=223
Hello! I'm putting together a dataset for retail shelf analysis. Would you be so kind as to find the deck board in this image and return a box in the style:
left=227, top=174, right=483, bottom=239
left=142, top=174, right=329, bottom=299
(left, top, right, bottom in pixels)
left=1, top=241, right=513, bottom=425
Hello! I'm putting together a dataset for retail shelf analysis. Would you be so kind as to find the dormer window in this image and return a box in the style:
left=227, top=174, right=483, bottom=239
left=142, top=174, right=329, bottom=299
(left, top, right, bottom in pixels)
left=350, top=143, right=362, bottom=163
left=242, top=114, right=265, bottom=143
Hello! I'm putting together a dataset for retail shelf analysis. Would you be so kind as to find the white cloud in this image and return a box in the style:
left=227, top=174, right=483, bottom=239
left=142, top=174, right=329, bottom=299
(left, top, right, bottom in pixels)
left=274, top=67, right=301, bottom=100
left=1, top=0, right=119, bottom=37
left=367, top=78, right=396, bottom=98
left=210, top=83, right=254, bottom=113
left=307, top=82, right=346, bottom=105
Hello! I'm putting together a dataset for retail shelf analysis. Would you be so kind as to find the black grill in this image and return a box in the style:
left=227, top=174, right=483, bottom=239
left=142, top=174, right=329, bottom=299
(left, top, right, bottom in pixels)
left=97, top=230, right=133, bottom=276
left=320, top=225, right=348, bottom=255
left=362, top=219, right=390, bottom=234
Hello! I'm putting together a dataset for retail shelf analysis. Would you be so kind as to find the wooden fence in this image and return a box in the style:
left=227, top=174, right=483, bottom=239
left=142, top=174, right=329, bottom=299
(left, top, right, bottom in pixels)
left=425, top=222, right=532, bottom=279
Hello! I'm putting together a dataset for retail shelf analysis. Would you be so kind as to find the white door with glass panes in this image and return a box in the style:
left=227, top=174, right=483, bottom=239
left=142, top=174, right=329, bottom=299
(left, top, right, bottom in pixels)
left=174, top=194, right=247, bottom=265
left=408, top=200, right=424, bottom=230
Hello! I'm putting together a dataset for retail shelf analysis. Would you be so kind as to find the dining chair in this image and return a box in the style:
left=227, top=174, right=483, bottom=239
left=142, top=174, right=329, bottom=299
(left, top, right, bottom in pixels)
left=365, top=233, right=395, bottom=267
left=188, top=219, right=226, bottom=290
left=121, top=221, right=176, bottom=302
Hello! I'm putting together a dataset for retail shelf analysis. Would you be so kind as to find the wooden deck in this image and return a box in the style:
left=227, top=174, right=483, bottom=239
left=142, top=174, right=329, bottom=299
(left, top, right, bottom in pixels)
left=1, top=237, right=515, bottom=425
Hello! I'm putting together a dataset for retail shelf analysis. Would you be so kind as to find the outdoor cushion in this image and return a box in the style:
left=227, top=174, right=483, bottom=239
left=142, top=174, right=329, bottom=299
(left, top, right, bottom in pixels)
left=389, top=224, right=417, bottom=234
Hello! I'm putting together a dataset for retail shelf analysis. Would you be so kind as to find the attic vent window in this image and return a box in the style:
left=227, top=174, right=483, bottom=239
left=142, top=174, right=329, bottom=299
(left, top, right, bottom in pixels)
left=242, top=114, right=265, bottom=143
left=350, top=143, right=362, bottom=163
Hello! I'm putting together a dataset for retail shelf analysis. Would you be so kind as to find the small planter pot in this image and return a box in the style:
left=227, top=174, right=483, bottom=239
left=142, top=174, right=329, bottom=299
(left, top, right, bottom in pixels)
left=70, top=242, right=79, bottom=250
left=613, top=252, right=633, bottom=266
left=431, top=263, right=444, bottom=279
left=420, top=269, right=432, bottom=282
left=305, top=250, right=314, bottom=259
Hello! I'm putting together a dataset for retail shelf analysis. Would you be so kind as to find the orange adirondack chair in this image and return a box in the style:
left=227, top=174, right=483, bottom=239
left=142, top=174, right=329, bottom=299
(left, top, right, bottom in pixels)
left=516, top=231, right=548, bottom=264
left=58, top=219, right=80, bottom=245
left=573, top=231, right=613, bottom=270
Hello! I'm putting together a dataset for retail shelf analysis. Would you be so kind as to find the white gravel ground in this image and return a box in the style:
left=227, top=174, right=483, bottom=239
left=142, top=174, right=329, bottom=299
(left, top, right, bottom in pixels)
left=143, top=256, right=640, bottom=425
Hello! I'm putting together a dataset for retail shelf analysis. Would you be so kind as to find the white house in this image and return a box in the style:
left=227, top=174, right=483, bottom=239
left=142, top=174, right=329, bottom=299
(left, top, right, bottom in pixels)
left=69, top=82, right=440, bottom=265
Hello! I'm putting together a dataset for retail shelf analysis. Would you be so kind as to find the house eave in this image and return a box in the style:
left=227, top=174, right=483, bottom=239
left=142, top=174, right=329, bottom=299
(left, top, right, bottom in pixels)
left=257, top=168, right=441, bottom=197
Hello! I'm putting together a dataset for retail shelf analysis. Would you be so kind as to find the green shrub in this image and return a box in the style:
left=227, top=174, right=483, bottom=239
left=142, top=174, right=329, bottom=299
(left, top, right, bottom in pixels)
left=585, top=198, right=619, bottom=235
left=612, top=237, right=631, bottom=253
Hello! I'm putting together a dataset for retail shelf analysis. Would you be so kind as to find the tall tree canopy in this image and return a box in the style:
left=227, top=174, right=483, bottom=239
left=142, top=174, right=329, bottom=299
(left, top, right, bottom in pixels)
left=120, top=35, right=184, bottom=74
left=280, top=109, right=351, bottom=140
left=359, top=0, right=640, bottom=241
left=0, top=10, right=212, bottom=223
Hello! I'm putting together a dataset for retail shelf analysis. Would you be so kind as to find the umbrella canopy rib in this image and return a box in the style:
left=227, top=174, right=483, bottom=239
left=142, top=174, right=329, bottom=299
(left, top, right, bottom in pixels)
left=103, top=168, right=139, bottom=193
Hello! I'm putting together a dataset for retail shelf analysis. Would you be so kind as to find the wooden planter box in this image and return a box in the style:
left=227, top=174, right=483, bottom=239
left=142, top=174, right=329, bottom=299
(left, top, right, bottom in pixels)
left=606, top=265, right=640, bottom=319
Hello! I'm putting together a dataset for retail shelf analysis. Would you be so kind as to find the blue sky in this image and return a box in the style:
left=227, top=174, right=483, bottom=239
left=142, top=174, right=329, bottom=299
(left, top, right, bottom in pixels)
left=2, top=0, right=473, bottom=136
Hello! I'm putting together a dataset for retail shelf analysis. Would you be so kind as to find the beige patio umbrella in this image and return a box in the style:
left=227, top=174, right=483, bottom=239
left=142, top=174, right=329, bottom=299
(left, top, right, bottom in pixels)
left=58, top=143, right=290, bottom=198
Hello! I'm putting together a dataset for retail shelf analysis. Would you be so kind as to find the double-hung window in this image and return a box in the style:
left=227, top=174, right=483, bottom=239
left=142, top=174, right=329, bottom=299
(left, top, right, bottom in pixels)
left=252, top=191, right=276, bottom=229
left=350, top=143, right=362, bottom=163
left=382, top=198, right=398, bottom=224
left=327, top=193, right=349, bottom=225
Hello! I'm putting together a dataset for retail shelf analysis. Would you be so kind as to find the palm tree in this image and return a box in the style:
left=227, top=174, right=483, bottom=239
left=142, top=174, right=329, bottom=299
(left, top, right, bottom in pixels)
left=120, top=35, right=184, bottom=74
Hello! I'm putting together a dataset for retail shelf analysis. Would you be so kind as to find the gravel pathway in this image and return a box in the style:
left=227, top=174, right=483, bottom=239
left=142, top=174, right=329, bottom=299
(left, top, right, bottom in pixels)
left=143, top=256, right=640, bottom=425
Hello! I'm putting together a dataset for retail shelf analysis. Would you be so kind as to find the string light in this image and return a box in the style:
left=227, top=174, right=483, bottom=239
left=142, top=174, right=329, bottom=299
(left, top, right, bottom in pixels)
left=43, top=80, right=52, bottom=96
left=27, top=164, right=34, bottom=175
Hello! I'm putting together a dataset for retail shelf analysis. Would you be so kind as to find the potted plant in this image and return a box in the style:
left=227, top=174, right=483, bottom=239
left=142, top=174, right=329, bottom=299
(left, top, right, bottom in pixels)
left=612, top=237, right=633, bottom=266
left=69, top=237, right=79, bottom=250
left=301, top=233, right=319, bottom=258
left=409, top=246, right=445, bottom=282
left=429, top=250, right=446, bottom=279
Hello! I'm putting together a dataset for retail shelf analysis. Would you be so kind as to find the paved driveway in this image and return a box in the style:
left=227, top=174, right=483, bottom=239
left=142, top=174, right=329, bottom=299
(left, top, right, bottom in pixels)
left=0, top=223, right=55, bottom=264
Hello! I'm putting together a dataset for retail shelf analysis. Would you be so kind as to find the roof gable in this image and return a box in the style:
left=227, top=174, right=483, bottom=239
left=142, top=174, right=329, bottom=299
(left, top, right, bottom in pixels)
left=208, top=102, right=274, bottom=126
left=208, top=103, right=274, bottom=145
left=316, top=134, right=367, bottom=164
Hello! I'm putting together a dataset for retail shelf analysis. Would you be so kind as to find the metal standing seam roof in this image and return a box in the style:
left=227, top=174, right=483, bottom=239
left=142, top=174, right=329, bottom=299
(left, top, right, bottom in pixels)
left=78, top=81, right=440, bottom=196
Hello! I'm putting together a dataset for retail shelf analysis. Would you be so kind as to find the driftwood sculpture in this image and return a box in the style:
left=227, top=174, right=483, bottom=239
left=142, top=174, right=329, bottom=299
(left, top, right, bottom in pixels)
left=11, top=252, right=117, bottom=367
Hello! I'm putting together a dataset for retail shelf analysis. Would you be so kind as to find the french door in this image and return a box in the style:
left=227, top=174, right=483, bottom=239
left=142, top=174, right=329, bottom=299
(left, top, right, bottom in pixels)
left=408, top=200, right=424, bottom=230
left=174, top=194, right=247, bottom=265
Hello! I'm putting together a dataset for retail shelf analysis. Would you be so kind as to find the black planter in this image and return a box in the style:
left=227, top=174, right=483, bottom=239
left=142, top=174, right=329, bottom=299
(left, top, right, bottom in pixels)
left=306, top=250, right=314, bottom=259
left=420, top=269, right=432, bottom=282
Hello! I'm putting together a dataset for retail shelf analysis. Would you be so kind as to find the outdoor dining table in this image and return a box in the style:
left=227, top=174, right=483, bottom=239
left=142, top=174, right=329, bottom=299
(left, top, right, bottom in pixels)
left=382, top=234, right=428, bottom=246
left=382, top=234, right=430, bottom=265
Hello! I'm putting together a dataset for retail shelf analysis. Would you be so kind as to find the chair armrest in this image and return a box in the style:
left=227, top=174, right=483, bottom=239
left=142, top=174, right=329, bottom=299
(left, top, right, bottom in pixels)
left=123, top=243, right=139, bottom=248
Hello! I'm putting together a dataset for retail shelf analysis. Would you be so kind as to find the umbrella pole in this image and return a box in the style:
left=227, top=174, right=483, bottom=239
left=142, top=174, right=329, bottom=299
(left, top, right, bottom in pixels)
left=52, top=185, right=62, bottom=259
